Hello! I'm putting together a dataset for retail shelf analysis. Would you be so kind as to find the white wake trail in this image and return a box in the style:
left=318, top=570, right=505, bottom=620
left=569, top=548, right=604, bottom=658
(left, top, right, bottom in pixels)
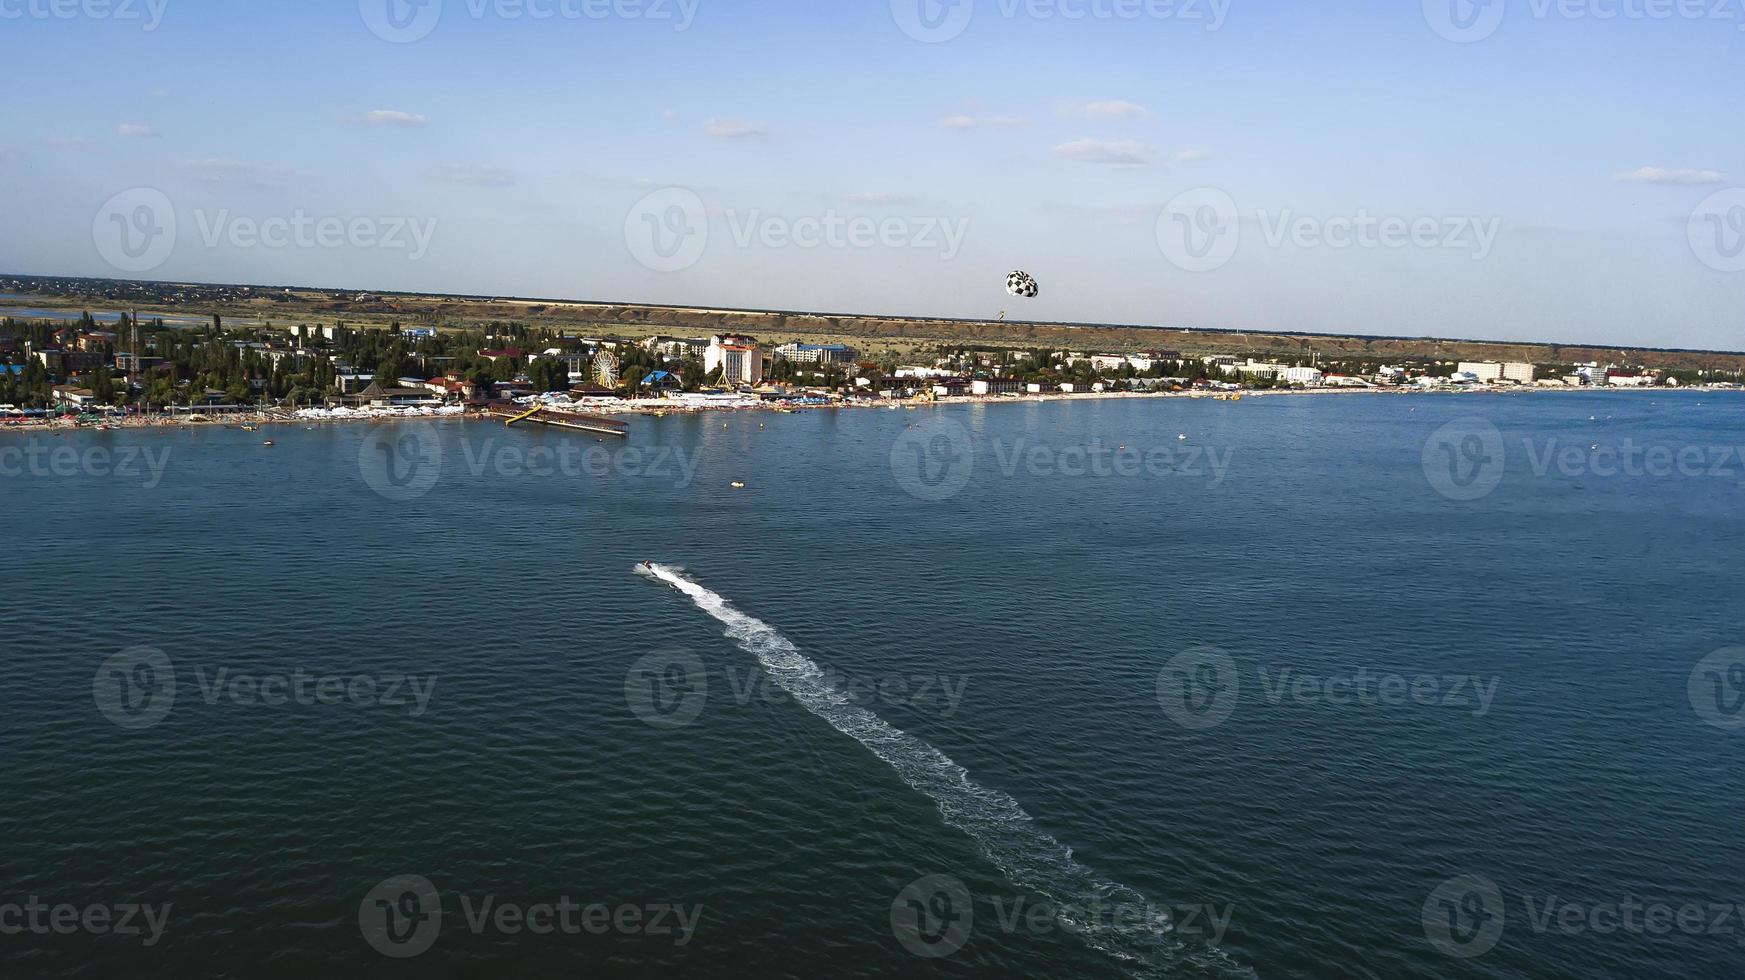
left=639, top=563, right=1252, bottom=978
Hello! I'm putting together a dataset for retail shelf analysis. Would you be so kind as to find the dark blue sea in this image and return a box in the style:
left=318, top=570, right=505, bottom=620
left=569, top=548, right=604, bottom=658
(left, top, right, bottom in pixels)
left=2, top=391, right=1741, bottom=978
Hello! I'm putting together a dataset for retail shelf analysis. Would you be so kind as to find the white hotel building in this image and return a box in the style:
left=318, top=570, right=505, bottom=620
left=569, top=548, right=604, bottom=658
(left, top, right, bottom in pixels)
left=706, top=335, right=764, bottom=387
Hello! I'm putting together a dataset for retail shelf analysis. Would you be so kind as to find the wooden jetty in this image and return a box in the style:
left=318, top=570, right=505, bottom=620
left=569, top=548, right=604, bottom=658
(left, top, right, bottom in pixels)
left=484, top=402, right=629, bottom=438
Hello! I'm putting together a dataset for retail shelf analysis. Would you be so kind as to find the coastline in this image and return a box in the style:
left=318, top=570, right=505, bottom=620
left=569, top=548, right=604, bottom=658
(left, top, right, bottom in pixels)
left=0, top=383, right=1723, bottom=435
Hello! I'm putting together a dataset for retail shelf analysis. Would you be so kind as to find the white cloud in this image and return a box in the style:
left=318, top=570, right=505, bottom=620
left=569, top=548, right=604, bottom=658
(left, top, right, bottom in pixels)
left=117, top=123, right=159, bottom=138
left=182, top=158, right=295, bottom=187
left=1174, top=148, right=1210, bottom=163
left=356, top=109, right=429, bottom=127
left=426, top=164, right=516, bottom=187
left=845, top=192, right=918, bottom=206
left=1615, top=166, right=1726, bottom=186
left=1054, top=139, right=1155, bottom=166
left=939, top=114, right=1028, bottom=131
left=1057, top=99, right=1150, bottom=120
left=705, top=118, right=768, bottom=139
left=661, top=108, right=679, bottom=122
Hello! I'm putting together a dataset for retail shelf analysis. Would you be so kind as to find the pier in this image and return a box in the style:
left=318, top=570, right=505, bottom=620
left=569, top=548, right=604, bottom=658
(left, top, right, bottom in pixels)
left=485, top=403, right=630, bottom=438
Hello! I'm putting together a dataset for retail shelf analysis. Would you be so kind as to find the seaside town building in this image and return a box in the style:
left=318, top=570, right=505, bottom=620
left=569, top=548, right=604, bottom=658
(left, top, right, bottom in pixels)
left=643, top=336, right=708, bottom=359
left=706, top=335, right=763, bottom=387
left=773, top=342, right=858, bottom=366
left=1456, top=362, right=1505, bottom=383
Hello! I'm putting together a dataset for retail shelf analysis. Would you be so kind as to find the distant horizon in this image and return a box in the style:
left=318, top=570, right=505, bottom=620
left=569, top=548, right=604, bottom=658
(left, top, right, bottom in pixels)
left=4, top=270, right=1742, bottom=360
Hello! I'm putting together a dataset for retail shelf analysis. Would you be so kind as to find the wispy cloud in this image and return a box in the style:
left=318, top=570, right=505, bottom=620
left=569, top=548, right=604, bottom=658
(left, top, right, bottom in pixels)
left=43, top=136, right=99, bottom=150
left=353, top=109, right=429, bottom=128
left=1174, top=148, right=1210, bottom=163
left=1615, top=166, right=1726, bottom=186
left=181, top=158, right=296, bottom=188
left=427, top=164, right=516, bottom=187
left=705, top=118, right=768, bottom=139
left=939, top=114, right=1028, bottom=130
left=1054, top=139, right=1156, bottom=166
left=845, top=192, right=919, bottom=206
left=1041, top=201, right=1162, bottom=226
left=1056, top=99, right=1150, bottom=121
left=117, top=123, right=159, bottom=139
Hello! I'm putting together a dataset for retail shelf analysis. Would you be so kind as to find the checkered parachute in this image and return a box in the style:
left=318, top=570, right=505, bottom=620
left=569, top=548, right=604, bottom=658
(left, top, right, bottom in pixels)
left=1005, top=271, right=1039, bottom=298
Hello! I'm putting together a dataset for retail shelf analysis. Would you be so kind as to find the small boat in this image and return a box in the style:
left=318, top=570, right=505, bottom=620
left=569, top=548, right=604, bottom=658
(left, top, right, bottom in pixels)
left=262, top=440, right=275, bottom=447
left=731, top=482, right=747, bottom=489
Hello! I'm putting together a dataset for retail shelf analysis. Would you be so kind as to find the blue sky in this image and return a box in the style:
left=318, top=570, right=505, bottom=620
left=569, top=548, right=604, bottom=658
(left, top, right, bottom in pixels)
left=2, top=0, right=1742, bottom=349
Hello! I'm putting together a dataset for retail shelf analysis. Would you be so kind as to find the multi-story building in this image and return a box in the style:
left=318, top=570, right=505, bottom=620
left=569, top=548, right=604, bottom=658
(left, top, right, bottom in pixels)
left=1502, top=362, right=1537, bottom=384
left=706, top=335, right=763, bottom=387
left=1457, top=362, right=1504, bottom=383
left=773, top=342, right=857, bottom=366
left=643, top=336, right=707, bottom=359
